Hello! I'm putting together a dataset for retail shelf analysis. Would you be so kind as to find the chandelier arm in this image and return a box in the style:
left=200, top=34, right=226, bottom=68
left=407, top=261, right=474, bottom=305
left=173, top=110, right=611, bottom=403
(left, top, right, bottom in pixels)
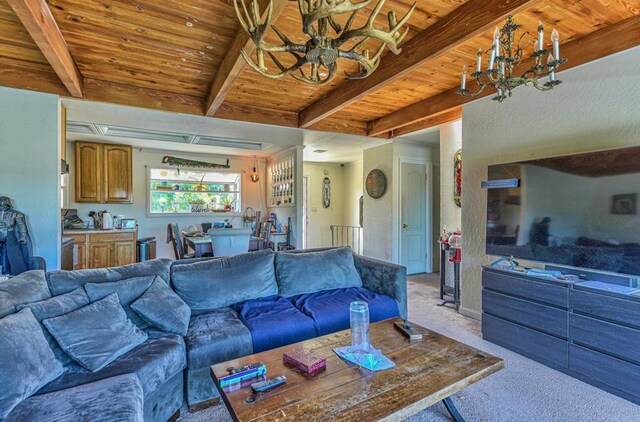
left=300, top=0, right=372, bottom=37
left=291, top=62, right=337, bottom=85
left=239, top=48, right=307, bottom=79
left=339, top=44, right=385, bottom=79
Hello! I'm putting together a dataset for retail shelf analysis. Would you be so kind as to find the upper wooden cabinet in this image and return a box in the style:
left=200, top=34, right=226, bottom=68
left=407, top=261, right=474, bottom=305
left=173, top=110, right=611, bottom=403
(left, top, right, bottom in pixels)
left=75, top=141, right=132, bottom=203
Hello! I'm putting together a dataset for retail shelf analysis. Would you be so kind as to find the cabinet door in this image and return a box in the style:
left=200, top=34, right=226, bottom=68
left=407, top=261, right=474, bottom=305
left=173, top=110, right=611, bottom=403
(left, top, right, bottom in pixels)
left=88, top=243, right=111, bottom=269
left=75, top=142, right=103, bottom=203
left=103, top=145, right=132, bottom=203
left=113, top=241, right=135, bottom=266
left=75, top=243, right=86, bottom=270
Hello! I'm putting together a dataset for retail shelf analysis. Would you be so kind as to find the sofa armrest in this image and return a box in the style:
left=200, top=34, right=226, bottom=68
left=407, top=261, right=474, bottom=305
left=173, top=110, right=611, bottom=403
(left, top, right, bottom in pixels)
left=30, top=256, right=46, bottom=271
left=353, top=254, right=407, bottom=319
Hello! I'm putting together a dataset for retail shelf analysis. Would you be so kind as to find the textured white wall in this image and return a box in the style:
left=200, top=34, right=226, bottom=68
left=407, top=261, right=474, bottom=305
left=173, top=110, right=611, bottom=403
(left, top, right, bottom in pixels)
left=343, top=159, right=363, bottom=227
left=461, top=46, right=640, bottom=317
left=363, top=143, right=394, bottom=261
left=440, top=121, right=462, bottom=234
left=0, top=87, right=61, bottom=269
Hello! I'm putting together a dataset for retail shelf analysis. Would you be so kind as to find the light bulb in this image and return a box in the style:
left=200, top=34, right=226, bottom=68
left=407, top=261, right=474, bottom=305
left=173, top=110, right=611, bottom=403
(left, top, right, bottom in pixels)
left=249, top=167, right=260, bottom=183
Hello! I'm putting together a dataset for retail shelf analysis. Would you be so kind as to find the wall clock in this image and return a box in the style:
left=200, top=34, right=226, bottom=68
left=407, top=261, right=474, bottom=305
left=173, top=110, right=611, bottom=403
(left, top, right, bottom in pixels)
left=366, top=169, right=387, bottom=199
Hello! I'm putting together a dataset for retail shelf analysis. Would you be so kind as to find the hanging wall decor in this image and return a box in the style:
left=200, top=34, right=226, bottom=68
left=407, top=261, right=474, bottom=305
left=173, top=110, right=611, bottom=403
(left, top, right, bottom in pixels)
left=454, top=149, right=462, bottom=208
left=366, top=169, right=386, bottom=199
left=323, top=177, right=331, bottom=208
left=162, top=156, right=230, bottom=169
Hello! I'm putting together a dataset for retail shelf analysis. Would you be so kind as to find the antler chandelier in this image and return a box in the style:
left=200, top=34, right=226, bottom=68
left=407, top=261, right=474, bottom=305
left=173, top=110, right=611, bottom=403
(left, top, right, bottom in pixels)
left=233, top=0, right=416, bottom=85
left=457, top=16, right=567, bottom=102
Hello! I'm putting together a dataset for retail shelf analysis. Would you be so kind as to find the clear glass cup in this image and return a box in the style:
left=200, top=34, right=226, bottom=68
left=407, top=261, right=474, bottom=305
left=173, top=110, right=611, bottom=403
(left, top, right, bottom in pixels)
left=350, top=301, right=370, bottom=351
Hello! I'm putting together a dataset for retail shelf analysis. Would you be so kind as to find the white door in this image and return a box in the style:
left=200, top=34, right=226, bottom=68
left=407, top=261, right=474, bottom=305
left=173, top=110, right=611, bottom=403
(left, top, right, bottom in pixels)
left=401, top=162, right=427, bottom=274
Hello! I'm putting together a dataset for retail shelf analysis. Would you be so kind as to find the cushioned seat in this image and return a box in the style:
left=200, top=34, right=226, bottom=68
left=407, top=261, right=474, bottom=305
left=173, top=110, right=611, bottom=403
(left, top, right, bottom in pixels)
left=289, top=287, right=400, bottom=336
left=232, top=295, right=318, bottom=353
left=185, top=308, right=253, bottom=369
left=38, top=334, right=186, bottom=397
left=6, top=374, right=144, bottom=422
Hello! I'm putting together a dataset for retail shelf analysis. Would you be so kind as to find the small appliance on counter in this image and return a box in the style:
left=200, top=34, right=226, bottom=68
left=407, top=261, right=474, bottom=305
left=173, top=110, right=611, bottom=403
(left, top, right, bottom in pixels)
left=62, top=209, right=85, bottom=230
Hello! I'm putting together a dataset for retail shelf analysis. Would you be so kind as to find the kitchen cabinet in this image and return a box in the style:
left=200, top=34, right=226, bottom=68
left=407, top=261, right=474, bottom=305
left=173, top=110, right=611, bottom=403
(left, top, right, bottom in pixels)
left=66, top=230, right=137, bottom=270
left=74, top=141, right=132, bottom=203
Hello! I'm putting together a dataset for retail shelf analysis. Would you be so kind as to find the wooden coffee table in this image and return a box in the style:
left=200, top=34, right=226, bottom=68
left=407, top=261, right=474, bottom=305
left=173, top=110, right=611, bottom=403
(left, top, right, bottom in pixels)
left=211, top=318, right=504, bottom=421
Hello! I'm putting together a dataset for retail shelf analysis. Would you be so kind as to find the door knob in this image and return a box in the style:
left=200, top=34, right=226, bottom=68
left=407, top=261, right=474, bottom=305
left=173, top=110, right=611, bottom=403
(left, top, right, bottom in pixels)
left=402, top=224, right=409, bottom=228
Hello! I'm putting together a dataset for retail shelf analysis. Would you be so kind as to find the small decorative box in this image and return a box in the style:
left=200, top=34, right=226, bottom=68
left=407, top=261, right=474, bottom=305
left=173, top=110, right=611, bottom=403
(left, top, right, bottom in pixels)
left=283, top=347, right=326, bottom=374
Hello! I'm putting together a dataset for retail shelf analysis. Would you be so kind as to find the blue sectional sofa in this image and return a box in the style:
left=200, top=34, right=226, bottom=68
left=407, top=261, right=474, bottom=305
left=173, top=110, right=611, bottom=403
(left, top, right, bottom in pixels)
left=0, top=247, right=407, bottom=421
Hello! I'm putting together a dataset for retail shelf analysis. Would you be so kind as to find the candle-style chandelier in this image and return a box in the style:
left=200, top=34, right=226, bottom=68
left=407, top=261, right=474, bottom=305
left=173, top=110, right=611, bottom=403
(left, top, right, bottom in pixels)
left=457, top=16, right=567, bottom=102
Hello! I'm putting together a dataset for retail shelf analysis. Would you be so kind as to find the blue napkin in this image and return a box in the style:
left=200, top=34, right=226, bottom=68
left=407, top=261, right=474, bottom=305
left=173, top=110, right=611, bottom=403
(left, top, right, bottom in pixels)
left=333, top=346, right=395, bottom=372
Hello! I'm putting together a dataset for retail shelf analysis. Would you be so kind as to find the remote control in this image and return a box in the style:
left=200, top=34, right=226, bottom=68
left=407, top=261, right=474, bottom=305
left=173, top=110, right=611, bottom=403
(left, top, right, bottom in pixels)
left=219, top=362, right=267, bottom=387
left=251, top=376, right=287, bottom=393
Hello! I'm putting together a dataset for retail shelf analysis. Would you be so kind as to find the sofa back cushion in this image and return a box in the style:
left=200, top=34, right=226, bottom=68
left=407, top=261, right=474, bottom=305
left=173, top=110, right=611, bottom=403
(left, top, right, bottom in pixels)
left=43, top=293, right=148, bottom=372
left=16, top=288, right=90, bottom=366
left=275, top=247, right=362, bottom=297
left=84, top=276, right=156, bottom=328
left=0, top=270, right=51, bottom=318
left=46, top=259, right=172, bottom=296
left=171, top=249, right=277, bottom=311
left=0, top=308, right=64, bottom=419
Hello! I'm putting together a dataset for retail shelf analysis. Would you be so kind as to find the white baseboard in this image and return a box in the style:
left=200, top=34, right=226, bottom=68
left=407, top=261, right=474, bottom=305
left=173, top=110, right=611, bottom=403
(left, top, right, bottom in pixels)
left=459, top=306, right=482, bottom=321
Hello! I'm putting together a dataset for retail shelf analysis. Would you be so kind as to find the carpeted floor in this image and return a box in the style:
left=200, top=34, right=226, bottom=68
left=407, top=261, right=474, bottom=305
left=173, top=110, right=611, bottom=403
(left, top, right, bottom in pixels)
left=178, top=274, right=640, bottom=421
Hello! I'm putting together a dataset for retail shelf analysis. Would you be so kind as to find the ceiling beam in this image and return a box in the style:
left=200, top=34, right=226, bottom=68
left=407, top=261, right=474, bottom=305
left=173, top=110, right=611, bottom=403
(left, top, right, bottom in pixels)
left=205, top=0, right=289, bottom=116
left=368, top=14, right=640, bottom=137
left=7, top=0, right=83, bottom=98
left=387, top=108, right=462, bottom=139
left=298, top=0, right=539, bottom=128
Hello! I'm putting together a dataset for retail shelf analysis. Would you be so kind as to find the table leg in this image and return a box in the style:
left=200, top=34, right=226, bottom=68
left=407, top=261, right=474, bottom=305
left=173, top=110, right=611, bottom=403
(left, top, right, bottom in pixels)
left=442, top=397, right=466, bottom=422
left=195, top=244, right=203, bottom=258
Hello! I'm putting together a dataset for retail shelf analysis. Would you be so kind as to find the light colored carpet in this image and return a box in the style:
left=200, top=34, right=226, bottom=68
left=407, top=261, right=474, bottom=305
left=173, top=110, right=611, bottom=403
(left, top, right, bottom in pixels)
left=178, top=274, right=640, bottom=421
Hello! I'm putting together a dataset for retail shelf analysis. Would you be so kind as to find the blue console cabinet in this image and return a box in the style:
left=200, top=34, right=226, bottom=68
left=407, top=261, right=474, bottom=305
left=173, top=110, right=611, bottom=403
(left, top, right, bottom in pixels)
left=482, top=266, right=640, bottom=404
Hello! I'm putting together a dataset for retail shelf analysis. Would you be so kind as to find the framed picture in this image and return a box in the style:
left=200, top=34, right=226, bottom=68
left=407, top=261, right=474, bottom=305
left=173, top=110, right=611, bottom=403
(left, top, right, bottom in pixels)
left=611, top=194, right=637, bottom=215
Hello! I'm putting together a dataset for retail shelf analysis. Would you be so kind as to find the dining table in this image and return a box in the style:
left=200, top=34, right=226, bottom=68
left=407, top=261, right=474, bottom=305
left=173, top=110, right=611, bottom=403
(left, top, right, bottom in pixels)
left=183, top=232, right=289, bottom=258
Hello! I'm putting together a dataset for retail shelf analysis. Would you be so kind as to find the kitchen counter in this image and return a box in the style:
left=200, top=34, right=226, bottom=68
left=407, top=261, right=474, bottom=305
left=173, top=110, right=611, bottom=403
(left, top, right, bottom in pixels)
left=64, top=230, right=138, bottom=269
left=63, top=228, right=137, bottom=235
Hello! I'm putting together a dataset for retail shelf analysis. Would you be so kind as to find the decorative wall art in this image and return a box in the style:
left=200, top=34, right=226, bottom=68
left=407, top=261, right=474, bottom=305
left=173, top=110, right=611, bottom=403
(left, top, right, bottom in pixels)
left=359, top=195, right=364, bottom=228
left=323, top=177, right=331, bottom=208
left=366, top=169, right=387, bottom=199
left=454, top=149, right=462, bottom=208
left=162, top=156, right=230, bottom=169
left=611, top=193, right=637, bottom=215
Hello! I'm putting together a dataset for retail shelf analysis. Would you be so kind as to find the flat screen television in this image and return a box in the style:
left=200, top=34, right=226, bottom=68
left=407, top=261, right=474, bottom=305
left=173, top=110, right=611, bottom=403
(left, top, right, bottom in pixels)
left=486, top=146, right=640, bottom=276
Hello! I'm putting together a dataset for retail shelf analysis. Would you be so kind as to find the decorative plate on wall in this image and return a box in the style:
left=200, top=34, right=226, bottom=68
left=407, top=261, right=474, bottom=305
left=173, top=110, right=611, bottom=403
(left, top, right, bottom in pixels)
left=366, top=169, right=387, bottom=199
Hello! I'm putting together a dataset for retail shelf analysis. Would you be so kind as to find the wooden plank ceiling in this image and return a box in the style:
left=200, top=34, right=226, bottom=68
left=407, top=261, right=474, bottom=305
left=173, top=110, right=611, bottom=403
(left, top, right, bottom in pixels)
left=0, top=0, right=638, bottom=138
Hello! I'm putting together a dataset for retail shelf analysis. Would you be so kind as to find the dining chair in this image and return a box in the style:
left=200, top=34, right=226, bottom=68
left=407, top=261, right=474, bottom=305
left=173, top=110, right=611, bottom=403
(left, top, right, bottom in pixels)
left=167, top=223, right=194, bottom=260
left=255, top=221, right=272, bottom=250
left=270, top=217, right=295, bottom=251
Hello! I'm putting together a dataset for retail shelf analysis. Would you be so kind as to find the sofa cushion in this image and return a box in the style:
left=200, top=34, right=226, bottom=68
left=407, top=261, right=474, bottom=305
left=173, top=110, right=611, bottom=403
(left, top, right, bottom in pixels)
left=232, top=296, right=318, bottom=353
left=171, top=249, right=278, bottom=311
left=0, top=270, right=51, bottom=318
left=0, top=308, right=64, bottom=419
left=7, top=374, right=144, bottom=422
left=16, top=287, right=90, bottom=366
left=132, top=279, right=191, bottom=336
left=38, top=334, right=186, bottom=397
left=290, top=287, right=400, bottom=336
left=43, top=293, right=148, bottom=372
left=186, top=308, right=253, bottom=368
left=46, top=258, right=172, bottom=296
left=84, top=276, right=156, bottom=328
left=275, top=247, right=362, bottom=297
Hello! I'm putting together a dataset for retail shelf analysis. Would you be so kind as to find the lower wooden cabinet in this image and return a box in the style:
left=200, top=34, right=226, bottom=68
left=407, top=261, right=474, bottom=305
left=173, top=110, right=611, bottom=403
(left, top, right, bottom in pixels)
left=68, top=231, right=137, bottom=269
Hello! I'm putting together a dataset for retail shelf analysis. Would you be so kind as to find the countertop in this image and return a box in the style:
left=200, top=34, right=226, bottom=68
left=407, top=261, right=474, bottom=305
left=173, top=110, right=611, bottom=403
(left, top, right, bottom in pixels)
left=63, top=228, right=137, bottom=235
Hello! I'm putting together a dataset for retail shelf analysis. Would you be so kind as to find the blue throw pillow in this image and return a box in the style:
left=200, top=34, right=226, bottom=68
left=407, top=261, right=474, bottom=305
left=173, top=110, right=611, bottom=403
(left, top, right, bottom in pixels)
left=0, top=308, right=64, bottom=419
left=84, top=276, right=156, bottom=328
left=131, top=279, right=191, bottom=336
left=0, top=270, right=51, bottom=318
left=171, top=249, right=278, bottom=311
left=275, top=247, right=362, bottom=297
left=43, top=293, right=148, bottom=372
left=16, top=288, right=90, bottom=366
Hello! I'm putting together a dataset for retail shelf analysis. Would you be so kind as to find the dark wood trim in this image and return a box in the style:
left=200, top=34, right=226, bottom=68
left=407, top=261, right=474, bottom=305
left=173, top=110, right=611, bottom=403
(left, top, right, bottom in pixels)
left=188, top=397, right=221, bottom=413
left=385, top=108, right=462, bottom=138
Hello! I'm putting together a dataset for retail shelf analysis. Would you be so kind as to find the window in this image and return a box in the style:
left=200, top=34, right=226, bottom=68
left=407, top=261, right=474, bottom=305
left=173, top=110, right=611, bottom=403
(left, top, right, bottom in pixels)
left=148, top=168, right=241, bottom=215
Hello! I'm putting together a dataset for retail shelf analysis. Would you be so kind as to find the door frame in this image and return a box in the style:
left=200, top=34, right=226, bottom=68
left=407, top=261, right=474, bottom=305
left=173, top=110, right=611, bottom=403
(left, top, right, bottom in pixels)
left=302, top=175, right=310, bottom=249
left=398, top=159, right=433, bottom=274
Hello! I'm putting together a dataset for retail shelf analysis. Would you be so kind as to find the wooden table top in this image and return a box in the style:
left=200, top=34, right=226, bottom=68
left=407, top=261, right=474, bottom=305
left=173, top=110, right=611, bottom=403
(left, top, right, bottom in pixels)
left=211, top=318, right=504, bottom=422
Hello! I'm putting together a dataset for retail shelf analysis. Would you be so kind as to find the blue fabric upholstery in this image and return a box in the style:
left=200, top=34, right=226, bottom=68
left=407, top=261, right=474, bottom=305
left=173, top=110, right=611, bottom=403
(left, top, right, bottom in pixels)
left=0, top=308, right=64, bottom=419
left=185, top=308, right=253, bottom=369
left=187, top=367, right=220, bottom=407
left=290, top=287, right=400, bottom=336
left=16, top=287, right=90, bottom=366
left=353, top=254, right=408, bottom=319
left=38, top=334, right=186, bottom=397
left=84, top=276, right=156, bottom=328
left=0, top=270, right=51, bottom=318
left=6, top=374, right=144, bottom=422
left=275, top=247, right=362, bottom=297
left=171, top=249, right=278, bottom=311
left=131, top=279, right=191, bottom=336
left=143, top=371, right=183, bottom=422
left=232, top=295, right=318, bottom=353
left=46, top=258, right=172, bottom=295
left=43, top=293, right=148, bottom=372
